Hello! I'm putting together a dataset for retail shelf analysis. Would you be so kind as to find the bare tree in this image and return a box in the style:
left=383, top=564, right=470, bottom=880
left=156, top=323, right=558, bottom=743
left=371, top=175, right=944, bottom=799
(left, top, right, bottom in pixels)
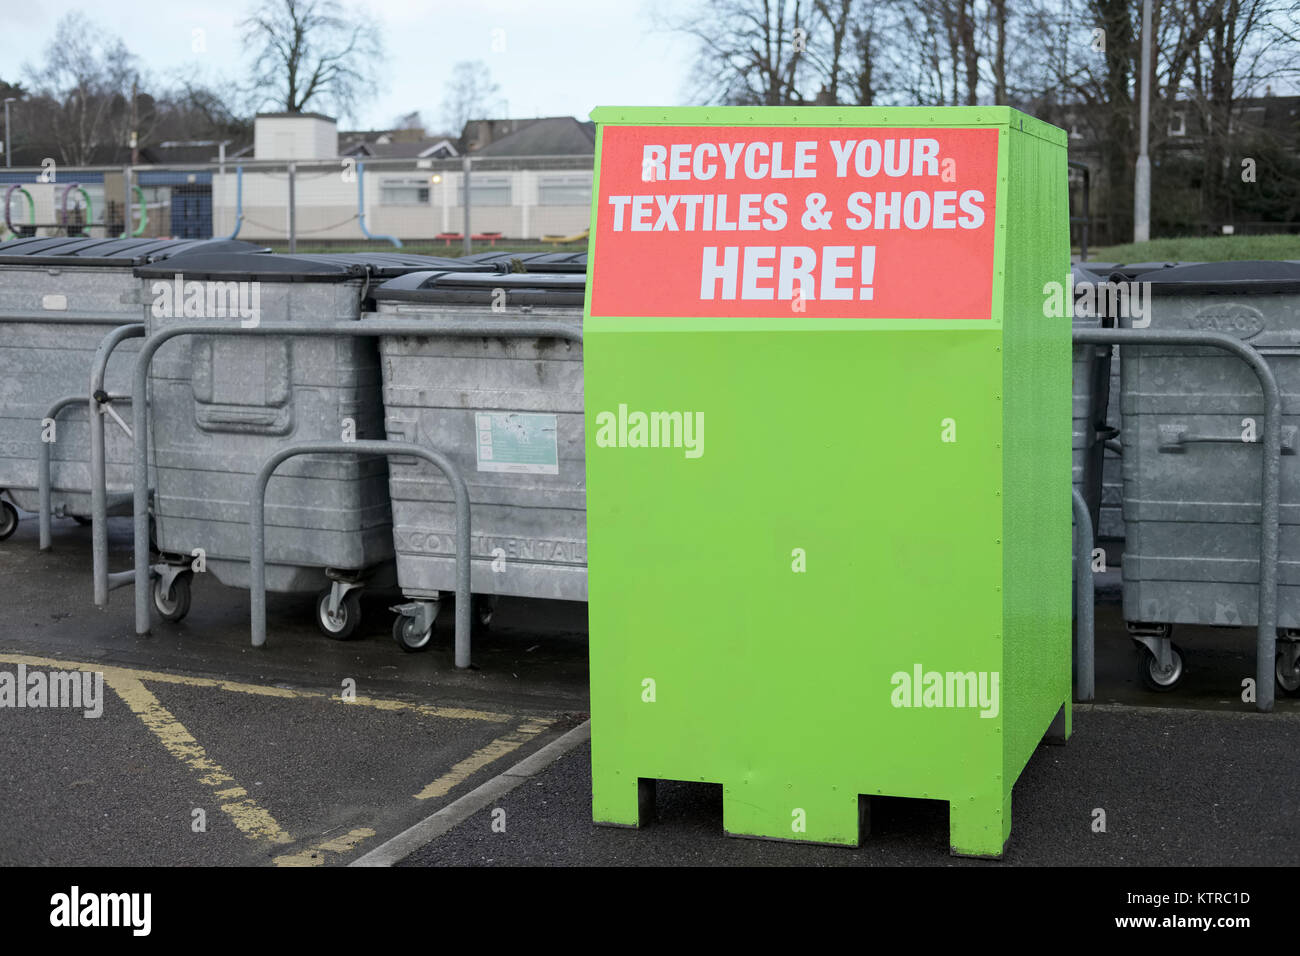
left=23, top=12, right=152, bottom=166
left=668, top=0, right=816, bottom=105
left=440, top=61, right=500, bottom=135
left=242, top=0, right=384, bottom=119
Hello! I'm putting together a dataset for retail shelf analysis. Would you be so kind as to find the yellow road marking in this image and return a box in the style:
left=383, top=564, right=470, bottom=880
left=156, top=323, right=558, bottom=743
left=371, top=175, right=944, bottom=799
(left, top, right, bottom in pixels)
left=415, top=716, right=555, bottom=800
left=101, top=669, right=292, bottom=844
left=0, top=653, right=510, bottom=722
left=0, top=651, right=547, bottom=851
left=272, top=828, right=376, bottom=867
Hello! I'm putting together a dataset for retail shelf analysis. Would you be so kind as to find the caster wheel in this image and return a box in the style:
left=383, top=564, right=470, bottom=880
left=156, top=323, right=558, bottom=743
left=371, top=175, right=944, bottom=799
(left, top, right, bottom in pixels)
left=1139, top=642, right=1185, bottom=692
left=473, top=594, right=497, bottom=630
left=1276, top=649, right=1300, bottom=697
left=72, top=515, right=92, bottom=526
left=393, top=614, right=433, bottom=652
left=316, top=588, right=362, bottom=640
left=153, top=571, right=192, bottom=622
left=0, top=501, right=17, bottom=541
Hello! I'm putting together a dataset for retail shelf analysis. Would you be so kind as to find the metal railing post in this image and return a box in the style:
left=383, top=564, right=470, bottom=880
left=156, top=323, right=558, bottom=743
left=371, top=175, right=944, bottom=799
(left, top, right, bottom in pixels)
left=462, top=155, right=471, bottom=255
left=223, top=165, right=243, bottom=240
left=1072, top=486, right=1095, bottom=702
left=39, top=394, right=127, bottom=551
left=287, top=162, right=297, bottom=254
left=250, top=441, right=472, bottom=666
left=90, top=323, right=145, bottom=607
left=1074, top=327, right=1282, bottom=712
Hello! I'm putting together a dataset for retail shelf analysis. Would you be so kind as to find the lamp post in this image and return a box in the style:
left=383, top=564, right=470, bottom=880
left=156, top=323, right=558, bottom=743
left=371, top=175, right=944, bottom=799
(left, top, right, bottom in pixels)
left=1133, top=0, right=1152, bottom=242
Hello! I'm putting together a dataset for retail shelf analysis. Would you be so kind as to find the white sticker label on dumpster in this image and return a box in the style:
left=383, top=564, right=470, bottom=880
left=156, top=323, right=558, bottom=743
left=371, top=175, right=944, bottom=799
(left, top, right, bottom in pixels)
left=475, top=412, right=559, bottom=475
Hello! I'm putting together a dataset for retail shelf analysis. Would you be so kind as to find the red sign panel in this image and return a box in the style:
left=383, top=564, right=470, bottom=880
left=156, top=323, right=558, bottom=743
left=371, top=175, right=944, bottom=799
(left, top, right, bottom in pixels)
left=589, top=125, right=999, bottom=320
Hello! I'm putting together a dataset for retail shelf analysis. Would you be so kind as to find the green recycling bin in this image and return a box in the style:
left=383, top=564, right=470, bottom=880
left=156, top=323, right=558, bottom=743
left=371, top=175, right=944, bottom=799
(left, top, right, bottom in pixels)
left=584, top=106, right=1071, bottom=858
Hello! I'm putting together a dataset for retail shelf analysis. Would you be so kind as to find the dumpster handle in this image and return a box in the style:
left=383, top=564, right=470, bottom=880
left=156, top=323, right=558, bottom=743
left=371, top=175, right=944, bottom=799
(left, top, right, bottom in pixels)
left=1074, top=327, right=1282, bottom=713
left=38, top=393, right=129, bottom=551
left=249, top=440, right=472, bottom=666
left=1156, top=424, right=1296, bottom=453
left=90, top=323, right=147, bottom=608
left=128, top=318, right=582, bottom=647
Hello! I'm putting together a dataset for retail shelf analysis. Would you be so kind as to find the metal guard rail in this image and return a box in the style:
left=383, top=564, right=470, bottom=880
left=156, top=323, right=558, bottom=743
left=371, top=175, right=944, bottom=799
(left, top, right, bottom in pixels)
left=126, top=317, right=583, bottom=669
left=1073, top=327, right=1282, bottom=713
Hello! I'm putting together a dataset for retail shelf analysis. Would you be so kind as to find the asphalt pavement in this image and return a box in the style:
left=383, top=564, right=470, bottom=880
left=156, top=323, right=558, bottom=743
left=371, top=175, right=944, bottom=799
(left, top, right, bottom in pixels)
left=2, top=511, right=1297, bottom=867
left=401, top=705, right=1300, bottom=866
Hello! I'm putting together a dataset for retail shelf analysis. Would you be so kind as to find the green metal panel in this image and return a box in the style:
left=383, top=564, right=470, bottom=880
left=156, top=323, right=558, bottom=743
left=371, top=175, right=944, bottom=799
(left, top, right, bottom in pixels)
left=584, top=106, right=1070, bottom=857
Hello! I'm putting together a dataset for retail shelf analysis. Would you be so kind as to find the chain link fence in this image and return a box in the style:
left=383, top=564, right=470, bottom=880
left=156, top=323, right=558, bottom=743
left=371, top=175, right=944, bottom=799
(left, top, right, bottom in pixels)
left=0, top=155, right=596, bottom=254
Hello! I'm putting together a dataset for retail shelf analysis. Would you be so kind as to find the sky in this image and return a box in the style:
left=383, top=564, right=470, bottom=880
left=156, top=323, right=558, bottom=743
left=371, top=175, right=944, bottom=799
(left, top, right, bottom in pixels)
left=0, top=0, right=700, bottom=132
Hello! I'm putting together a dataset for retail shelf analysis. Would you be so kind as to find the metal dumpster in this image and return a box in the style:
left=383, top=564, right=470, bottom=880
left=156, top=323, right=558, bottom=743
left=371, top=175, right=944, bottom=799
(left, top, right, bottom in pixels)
left=364, top=269, right=586, bottom=650
left=1119, top=259, right=1300, bottom=693
left=0, top=237, right=267, bottom=540
left=132, top=251, right=496, bottom=637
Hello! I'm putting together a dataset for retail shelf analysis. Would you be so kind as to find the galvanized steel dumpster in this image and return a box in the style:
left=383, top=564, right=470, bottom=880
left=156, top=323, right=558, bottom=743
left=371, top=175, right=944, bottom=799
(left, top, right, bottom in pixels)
left=365, top=269, right=586, bottom=650
left=131, top=251, right=487, bottom=637
left=0, top=237, right=267, bottom=540
left=1118, top=259, right=1300, bottom=694
left=584, top=106, right=1072, bottom=858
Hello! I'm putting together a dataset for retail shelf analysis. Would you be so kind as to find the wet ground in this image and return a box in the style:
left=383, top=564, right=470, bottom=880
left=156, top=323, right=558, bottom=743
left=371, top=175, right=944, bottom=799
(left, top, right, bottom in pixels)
left=1, top=512, right=1296, bottom=866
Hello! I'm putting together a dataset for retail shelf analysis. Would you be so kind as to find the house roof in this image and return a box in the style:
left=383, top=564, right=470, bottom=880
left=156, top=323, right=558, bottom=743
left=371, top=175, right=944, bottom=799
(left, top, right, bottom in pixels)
left=473, top=116, right=595, bottom=157
left=341, top=139, right=458, bottom=159
left=339, top=128, right=459, bottom=159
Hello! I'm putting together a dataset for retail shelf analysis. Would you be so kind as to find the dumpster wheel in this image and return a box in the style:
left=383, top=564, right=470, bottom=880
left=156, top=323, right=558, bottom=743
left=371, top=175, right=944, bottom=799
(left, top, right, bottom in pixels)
left=474, top=594, right=497, bottom=631
left=0, top=500, right=17, bottom=542
left=316, top=587, right=362, bottom=641
left=153, top=571, right=192, bottom=623
left=393, top=615, right=433, bottom=652
left=1139, top=641, right=1185, bottom=692
left=1276, top=648, right=1300, bottom=697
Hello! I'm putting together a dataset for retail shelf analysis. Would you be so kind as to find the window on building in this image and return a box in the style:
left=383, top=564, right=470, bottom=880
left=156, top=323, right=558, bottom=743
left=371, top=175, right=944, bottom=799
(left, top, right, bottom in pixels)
left=380, top=177, right=430, bottom=205
left=538, top=173, right=592, bottom=205
left=1168, top=112, right=1186, bottom=137
left=468, top=174, right=512, bottom=206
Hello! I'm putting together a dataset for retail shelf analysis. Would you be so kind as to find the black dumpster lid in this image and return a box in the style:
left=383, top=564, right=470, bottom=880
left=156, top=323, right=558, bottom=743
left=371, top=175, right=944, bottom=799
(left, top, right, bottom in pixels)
left=1141, top=260, right=1300, bottom=295
left=0, top=237, right=270, bottom=267
left=284, top=252, right=512, bottom=276
left=455, top=251, right=588, bottom=273
left=134, top=250, right=512, bottom=282
left=372, top=270, right=587, bottom=306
